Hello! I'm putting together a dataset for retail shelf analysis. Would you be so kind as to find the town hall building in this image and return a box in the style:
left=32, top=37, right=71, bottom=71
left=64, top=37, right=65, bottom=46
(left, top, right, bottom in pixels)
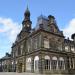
left=0, top=7, right=75, bottom=74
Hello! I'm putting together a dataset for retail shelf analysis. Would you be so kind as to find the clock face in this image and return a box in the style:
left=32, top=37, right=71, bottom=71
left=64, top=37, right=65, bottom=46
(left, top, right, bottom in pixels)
left=27, top=24, right=30, bottom=27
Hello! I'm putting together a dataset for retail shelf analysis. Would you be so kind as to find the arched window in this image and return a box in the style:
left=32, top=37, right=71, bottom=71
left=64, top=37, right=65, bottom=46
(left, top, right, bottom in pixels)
left=44, top=55, right=50, bottom=70
left=52, top=56, right=57, bottom=70
left=58, top=57, right=64, bottom=70
left=26, top=57, right=31, bottom=71
left=34, top=56, right=39, bottom=71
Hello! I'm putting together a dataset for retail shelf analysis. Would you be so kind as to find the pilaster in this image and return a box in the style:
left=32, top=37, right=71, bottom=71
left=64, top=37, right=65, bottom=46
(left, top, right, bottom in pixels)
left=31, top=56, right=34, bottom=72
left=38, top=55, right=44, bottom=74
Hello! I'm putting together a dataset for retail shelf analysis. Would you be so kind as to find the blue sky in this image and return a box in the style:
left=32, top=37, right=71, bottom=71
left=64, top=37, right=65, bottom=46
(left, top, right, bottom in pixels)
left=0, top=0, right=75, bottom=58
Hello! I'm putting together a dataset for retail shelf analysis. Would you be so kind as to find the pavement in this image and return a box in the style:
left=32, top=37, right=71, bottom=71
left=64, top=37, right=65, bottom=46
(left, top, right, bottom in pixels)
left=0, top=72, right=44, bottom=75
left=0, top=72, right=74, bottom=75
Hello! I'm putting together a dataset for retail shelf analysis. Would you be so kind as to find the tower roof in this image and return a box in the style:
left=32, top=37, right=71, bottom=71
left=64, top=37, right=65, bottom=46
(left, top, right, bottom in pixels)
left=48, top=15, right=55, bottom=19
left=24, top=6, right=30, bottom=16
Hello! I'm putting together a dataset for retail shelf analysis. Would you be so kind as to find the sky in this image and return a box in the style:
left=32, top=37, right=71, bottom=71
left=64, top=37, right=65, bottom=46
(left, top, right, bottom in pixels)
left=0, top=0, right=75, bottom=58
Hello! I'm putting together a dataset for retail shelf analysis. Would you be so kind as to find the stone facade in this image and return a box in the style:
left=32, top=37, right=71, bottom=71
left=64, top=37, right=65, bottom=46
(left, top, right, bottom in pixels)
left=0, top=7, right=75, bottom=74
left=0, top=53, right=11, bottom=72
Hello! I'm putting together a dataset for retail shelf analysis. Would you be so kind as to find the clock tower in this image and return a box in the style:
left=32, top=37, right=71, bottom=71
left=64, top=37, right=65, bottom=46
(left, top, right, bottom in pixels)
left=22, top=6, right=32, bottom=32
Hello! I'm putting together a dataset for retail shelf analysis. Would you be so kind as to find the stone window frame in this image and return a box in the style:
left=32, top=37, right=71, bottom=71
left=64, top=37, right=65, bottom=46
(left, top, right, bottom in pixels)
left=43, top=37, right=50, bottom=48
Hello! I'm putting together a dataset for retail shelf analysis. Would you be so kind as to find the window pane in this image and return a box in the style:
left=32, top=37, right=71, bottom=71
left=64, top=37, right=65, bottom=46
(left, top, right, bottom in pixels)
left=58, top=61, right=64, bottom=70
left=45, top=59, right=50, bottom=70
left=51, top=60, right=57, bottom=70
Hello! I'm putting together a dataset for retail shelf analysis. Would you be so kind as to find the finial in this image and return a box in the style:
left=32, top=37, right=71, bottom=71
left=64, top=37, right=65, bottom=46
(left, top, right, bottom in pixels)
left=26, top=4, right=29, bottom=10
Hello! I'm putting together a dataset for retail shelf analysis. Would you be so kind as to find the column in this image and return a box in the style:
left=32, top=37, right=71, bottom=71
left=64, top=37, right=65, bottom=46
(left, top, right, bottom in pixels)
left=31, top=56, right=34, bottom=73
left=73, top=58, right=74, bottom=69
left=22, top=58, right=25, bottom=72
left=57, top=59, right=59, bottom=70
left=40, top=34, right=44, bottom=48
left=69, top=58, right=71, bottom=69
left=64, top=60, right=65, bottom=70
left=66, top=57, right=70, bottom=70
left=24, top=54, right=26, bottom=72
left=50, top=58, right=52, bottom=70
left=38, top=55, right=44, bottom=74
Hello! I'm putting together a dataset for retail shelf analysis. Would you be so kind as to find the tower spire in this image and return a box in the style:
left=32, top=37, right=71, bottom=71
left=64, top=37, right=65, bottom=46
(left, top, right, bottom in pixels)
left=22, top=6, right=32, bottom=32
left=24, top=5, right=30, bottom=18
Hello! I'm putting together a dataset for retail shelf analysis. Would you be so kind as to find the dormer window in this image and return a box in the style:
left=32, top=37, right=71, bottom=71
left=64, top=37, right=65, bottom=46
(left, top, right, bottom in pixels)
left=50, top=25, right=54, bottom=32
left=71, top=45, right=75, bottom=52
left=65, top=46, right=69, bottom=52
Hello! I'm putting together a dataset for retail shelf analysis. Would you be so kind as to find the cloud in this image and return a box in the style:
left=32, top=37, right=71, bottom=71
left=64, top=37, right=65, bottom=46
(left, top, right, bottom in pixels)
left=0, top=29, right=4, bottom=32
left=63, top=18, right=75, bottom=39
left=0, top=17, right=22, bottom=43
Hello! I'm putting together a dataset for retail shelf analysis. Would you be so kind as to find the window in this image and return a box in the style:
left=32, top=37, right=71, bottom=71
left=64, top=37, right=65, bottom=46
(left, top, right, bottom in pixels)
left=21, top=45, right=23, bottom=54
left=18, top=46, right=21, bottom=55
left=33, top=38, right=38, bottom=49
left=34, top=56, right=39, bottom=71
left=58, top=57, right=64, bottom=70
left=50, top=26, right=54, bottom=32
left=51, top=57, right=57, bottom=70
left=27, top=44, right=30, bottom=52
left=44, top=55, right=50, bottom=70
left=44, top=38, right=49, bottom=48
left=26, top=58, right=31, bottom=71
left=13, top=52, right=15, bottom=58
left=71, top=46, right=75, bottom=52
left=27, top=39, right=31, bottom=52
left=58, top=44, right=62, bottom=51
left=65, top=46, right=68, bottom=52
